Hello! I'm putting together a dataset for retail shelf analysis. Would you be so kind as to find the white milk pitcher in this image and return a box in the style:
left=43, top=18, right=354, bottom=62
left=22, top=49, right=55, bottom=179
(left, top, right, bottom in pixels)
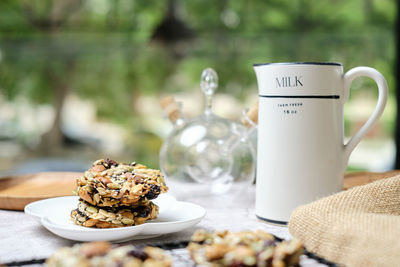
left=254, top=62, right=388, bottom=224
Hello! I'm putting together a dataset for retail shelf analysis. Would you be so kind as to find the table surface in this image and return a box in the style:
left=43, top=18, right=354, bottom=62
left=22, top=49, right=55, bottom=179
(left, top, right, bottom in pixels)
left=0, top=183, right=328, bottom=266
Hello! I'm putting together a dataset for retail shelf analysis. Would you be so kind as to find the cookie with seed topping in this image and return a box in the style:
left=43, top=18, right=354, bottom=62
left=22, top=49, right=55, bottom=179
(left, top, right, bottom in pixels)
left=76, top=159, right=168, bottom=207
left=46, top=241, right=172, bottom=267
left=71, top=199, right=159, bottom=228
left=187, top=230, right=303, bottom=267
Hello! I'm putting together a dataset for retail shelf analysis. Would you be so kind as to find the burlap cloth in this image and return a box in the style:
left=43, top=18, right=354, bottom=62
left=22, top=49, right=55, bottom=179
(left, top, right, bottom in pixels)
left=288, top=175, right=400, bottom=267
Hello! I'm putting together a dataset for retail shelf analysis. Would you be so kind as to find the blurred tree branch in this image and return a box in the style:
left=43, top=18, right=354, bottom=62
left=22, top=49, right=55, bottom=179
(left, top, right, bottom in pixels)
left=22, top=0, right=82, bottom=31
left=20, top=0, right=83, bottom=151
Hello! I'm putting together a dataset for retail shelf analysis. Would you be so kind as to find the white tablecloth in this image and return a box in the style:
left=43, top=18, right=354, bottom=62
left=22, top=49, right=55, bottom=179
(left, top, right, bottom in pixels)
left=0, top=184, right=326, bottom=266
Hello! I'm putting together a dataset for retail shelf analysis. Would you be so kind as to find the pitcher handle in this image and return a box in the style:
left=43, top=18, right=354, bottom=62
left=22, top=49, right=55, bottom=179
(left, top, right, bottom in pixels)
left=342, top=67, right=388, bottom=167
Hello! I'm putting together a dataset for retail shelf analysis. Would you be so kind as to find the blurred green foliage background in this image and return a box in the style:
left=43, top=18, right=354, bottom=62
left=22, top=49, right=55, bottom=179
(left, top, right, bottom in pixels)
left=0, top=0, right=396, bottom=172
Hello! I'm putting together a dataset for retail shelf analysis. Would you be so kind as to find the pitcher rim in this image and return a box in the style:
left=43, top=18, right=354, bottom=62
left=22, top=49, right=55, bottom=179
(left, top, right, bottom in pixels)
left=253, top=62, right=342, bottom=67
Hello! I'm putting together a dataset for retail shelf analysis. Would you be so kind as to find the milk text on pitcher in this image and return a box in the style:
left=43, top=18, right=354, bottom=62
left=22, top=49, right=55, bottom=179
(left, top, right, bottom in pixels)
left=275, top=76, right=303, bottom=88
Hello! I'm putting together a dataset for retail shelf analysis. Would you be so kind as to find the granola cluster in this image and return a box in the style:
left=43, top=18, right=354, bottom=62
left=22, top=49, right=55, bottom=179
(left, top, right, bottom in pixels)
left=46, top=241, right=172, bottom=267
left=71, top=200, right=159, bottom=228
left=187, top=230, right=303, bottom=267
left=71, top=158, right=168, bottom=228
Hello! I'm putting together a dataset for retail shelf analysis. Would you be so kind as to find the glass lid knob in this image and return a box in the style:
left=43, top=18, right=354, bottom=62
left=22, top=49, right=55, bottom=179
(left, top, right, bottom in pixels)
left=200, top=68, right=218, bottom=96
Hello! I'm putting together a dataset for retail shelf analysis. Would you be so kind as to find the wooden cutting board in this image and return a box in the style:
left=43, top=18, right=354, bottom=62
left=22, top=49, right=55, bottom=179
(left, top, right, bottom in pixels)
left=0, top=172, right=81, bottom=211
left=1, top=170, right=400, bottom=211
left=343, top=170, right=400, bottom=190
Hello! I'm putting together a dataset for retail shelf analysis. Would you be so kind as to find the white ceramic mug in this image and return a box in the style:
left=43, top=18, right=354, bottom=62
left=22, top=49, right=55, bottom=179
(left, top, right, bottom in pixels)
left=254, top=62, right=388, bottom=224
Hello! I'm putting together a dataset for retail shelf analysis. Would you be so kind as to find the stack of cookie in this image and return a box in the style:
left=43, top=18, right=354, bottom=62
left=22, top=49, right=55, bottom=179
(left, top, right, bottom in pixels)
left=71, top=158, right=168, bottom=228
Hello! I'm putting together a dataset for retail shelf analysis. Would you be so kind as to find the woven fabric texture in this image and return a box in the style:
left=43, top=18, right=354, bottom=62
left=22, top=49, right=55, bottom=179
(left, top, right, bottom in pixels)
left=288, top=175, right=400, bottom=267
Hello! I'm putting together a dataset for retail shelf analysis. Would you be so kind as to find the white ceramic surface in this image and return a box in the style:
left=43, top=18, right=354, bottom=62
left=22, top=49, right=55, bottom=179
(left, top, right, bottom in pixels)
left=254, top=62, right=388, bottom=223
left=24, top=194, right=206, bottom=242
